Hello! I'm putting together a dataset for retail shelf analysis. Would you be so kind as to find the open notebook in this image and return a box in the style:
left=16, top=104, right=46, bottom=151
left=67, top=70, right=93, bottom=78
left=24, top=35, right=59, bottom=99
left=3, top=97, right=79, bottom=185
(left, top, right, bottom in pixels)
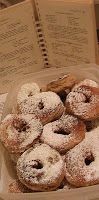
left=0, top=0, right=98, bottom=93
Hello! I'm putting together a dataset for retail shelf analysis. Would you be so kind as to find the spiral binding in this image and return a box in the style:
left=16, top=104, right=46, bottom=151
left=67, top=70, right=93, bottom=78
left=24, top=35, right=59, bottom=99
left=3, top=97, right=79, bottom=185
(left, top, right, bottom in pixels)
left=34, top=0, right=50, bottom=67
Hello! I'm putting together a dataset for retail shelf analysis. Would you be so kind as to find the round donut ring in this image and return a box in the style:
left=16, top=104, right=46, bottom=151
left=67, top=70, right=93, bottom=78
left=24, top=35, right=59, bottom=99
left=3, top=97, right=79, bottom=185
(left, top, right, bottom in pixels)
left=65, top=85, right=99, bottom=121
left=17, top=144, right=65, bottom=191
left=65, top=127, right=99, bottom=187
left=41, top=114, right=86, bottom=153
left=42, top=74, right=77, bottom=93
left=17, top=91, right=65, bottom=125
left=0, top=114, right=43, bottom=153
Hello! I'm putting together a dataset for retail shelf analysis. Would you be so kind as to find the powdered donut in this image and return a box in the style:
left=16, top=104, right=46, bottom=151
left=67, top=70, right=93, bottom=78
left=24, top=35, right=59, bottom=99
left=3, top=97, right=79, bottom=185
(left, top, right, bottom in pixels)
left=65, top=85, right=99, bottom=121
left=65, top=127, right=99, bottom=187
left=0, top=114, right=43, bottom=153
left=41, top=114, right=86, bottom=153
left=17, top=91, right=64, bottom=125
left=17, top=144, right=65, bottom=191
left=17, top=82, right=40, bottom=104
left=41, top=74, right=77, bottom=93
left=72, top=79, right=98, bottom=92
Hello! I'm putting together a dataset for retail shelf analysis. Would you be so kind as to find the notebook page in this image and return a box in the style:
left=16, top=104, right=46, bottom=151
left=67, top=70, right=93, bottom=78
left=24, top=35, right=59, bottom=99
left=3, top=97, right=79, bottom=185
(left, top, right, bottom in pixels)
left=35, top=0, right=97, bottom=68
left=0, top=0, right=44, bottom=93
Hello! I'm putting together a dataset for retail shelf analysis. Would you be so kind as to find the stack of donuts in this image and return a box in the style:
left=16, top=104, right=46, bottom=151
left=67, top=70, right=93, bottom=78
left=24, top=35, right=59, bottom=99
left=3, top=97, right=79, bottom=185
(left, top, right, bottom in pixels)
left=0, top=73, right=99, bottom=193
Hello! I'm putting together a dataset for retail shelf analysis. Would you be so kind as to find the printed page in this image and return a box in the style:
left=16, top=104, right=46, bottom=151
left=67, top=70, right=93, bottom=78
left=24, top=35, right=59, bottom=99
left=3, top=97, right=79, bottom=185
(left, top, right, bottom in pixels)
left=35, top=0, right=97, bottom=68
left=0, top=0, right=44, bottom=93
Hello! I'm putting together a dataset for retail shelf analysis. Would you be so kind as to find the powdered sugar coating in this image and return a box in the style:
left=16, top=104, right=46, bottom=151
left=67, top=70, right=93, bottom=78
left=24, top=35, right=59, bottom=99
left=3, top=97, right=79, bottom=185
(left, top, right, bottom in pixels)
left=17, top=144, right=65, bottom=191
left=17, top=91, right=64, bottom=125
left=65, top=85, right=99, bottom=121
left=17, top=83, right=40, bottom=104
left=72, top=79, right=98, bottom=91
left=41, top=114, right=85, bottom=153
left=65, top=127, right=99, bottom=187
left=0, top=114, right=43, bottom=153
left=66, top=92, right=86, bottom=103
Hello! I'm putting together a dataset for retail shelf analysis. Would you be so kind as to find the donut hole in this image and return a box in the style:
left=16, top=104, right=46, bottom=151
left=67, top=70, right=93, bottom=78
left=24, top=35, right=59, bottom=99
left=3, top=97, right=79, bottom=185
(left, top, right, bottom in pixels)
left=32, top=160, right=43, bottom=169
left=54, top=128, right=70, bottom=135
left=13, top=119, right=29, bottom=132
left=85, top=153, right=94, bottom=166
left=84, top=96, right=90, bottom=103
left=38, top=101, right=44, bottom=110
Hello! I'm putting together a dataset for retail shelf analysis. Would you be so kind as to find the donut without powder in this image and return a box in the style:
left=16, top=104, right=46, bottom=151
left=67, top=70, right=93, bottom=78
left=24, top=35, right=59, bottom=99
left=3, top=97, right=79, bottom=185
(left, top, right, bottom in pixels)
left=17, top=82, right=40, bottom=104
left=41, top=114, right=86, bottom=153
left=65, top=127, right=99, bottom=187
left=41, top=74, right=77, bottom=93
left=72, top=79, right=98, bottom=92
left=17, top=144, right=65, bottom=191
left=17, top=91, right=64, bottom=125
left=65, top=85, right=99, bottom=121
left=0, top=114, right=43, bottom=153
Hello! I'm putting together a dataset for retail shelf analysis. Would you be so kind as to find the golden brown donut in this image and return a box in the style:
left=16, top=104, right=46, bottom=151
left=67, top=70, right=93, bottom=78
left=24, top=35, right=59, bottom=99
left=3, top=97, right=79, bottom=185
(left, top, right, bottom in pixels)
left=41, top=114, right=86, bottom=153
left=65, top=127, right=99, bottom=187
left=17, top=144, right=65, bottom=191
left=65, top=85, right=99, bottom=121
left=41, top=74, right=77, bottom=93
